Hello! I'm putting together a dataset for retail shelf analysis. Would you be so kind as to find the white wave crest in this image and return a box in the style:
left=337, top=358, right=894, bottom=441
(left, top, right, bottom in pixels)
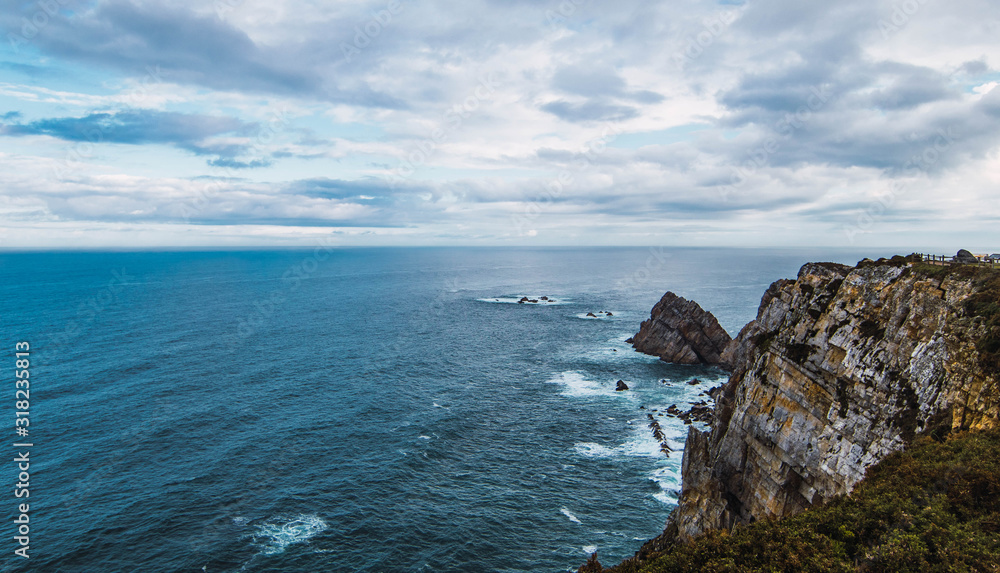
left=252, top=514, right=328, bottom=556
left=561, top=507, right=583, bottom=524
left=547, top=371, right=624, bottom=399
left=476, top=296, right=572, bottom=305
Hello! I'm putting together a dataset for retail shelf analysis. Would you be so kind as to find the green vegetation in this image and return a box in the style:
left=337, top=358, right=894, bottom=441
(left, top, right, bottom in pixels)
left=900, top=257, right=1000, bottom=372
left=752, top=330, right=778, bottom=351
left=909, top=263, right=984, bottom=281
left=856, top=254, right=919, bottom=269
left=600, top=431, right=1000, bottom=573
left=964, top=271, right=1000, bottom=372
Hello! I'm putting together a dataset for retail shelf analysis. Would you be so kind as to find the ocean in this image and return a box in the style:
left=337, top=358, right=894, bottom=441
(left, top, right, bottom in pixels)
left=0, top=247, right=872, bottom=572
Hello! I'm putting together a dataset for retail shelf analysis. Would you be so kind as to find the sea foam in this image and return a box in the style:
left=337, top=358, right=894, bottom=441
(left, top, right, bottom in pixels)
left=547, top=371, right=627, bottom=399
left=561, top=507, right=583, bottom=524
left=476, top=296, right=573, bottom=305
left=251, top=514, right=328, bottom=556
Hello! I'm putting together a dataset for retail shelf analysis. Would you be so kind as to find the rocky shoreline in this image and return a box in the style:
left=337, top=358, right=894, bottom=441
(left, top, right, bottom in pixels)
left=580, top=255, right=1000, bottom=572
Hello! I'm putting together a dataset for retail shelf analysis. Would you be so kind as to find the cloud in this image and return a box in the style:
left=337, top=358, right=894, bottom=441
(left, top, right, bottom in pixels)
left=541, top=100, right=639, bottom=122
left=207, top=157, right=273, bottom=169
left=551, top=64, right=664, bottom=103
left=0, top=0, right=404, bottom=107
left=0, top=0, right=999, bottom=247
left=0, top=109, right=277, bottom=166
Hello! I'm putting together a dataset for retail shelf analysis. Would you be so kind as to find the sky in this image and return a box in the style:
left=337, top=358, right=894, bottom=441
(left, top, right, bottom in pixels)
left=0, top=0, right=998, bottom=249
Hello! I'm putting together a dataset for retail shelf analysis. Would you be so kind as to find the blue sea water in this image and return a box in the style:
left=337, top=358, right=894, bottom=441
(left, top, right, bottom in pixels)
left=0, top=247, right=873, bottom=572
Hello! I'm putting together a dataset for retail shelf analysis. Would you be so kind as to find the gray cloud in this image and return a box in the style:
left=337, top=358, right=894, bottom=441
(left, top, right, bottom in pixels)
left=0, top=109, right=276, bottom=166
left=541, top=100, right=639, bottom=122
left=1, top=0, right=998, bottom=246
left=0, top=0, right=405, bottom=107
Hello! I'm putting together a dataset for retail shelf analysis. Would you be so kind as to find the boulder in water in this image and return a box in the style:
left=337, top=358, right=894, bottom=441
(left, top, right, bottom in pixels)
left=630, top=292, right=732, bottom=365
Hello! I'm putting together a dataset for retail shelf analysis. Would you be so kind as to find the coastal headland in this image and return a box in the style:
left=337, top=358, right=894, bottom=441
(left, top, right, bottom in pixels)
left=584, top=254, right=1000, bottom=572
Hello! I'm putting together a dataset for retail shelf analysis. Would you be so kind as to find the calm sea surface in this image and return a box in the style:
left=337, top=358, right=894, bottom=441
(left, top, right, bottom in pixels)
left=0, top=247, right=873, bottom=572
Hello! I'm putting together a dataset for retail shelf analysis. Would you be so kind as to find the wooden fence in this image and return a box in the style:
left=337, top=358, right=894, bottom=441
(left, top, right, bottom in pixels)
left=916, top=253, right=999, bottom=269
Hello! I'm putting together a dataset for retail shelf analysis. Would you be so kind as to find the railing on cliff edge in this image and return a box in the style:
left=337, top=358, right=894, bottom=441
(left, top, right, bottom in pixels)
left=916, top=253, right=999, bottom=269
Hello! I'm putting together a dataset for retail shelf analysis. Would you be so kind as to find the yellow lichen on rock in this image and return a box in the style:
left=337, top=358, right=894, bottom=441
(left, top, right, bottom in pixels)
left=669, top=260, right=1000, bottom=541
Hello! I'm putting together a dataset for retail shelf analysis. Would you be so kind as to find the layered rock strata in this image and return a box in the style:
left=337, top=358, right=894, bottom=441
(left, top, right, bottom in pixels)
left=629, top=292, right=732, bottom=365
left=669, top=261, right=1000, bottom=540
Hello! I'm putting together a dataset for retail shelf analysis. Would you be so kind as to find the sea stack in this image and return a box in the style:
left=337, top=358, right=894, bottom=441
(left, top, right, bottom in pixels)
left=629, top=292, right=732, bottom=365
left=593, top=258, right=1000, bottom=572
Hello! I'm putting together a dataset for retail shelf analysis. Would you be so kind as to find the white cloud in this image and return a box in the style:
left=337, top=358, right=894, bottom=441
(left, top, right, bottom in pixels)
left=0, top=0, right=997, bottom=247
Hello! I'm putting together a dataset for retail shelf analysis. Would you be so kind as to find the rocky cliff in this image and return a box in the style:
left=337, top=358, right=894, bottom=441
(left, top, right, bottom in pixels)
left=629, top=292, right=732, bottom=365
left=666, top=259, right=1000, bottom=542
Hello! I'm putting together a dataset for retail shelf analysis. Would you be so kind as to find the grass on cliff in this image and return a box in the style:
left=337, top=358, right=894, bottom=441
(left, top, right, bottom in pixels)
left=905, top=258, right=1000, bottom=373
left=599, top=430, right=1000, bottom=573
left=964, top=271, right=1000, bottom=372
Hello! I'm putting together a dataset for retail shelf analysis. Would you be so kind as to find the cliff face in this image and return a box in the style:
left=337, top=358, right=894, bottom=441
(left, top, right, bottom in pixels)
left=670, top=261, right=1000, bottom=540
left=630, top=292, right=732, bottom=365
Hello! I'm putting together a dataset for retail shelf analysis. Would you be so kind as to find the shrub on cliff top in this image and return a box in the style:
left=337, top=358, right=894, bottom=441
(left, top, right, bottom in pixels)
left=965, top=271, right=1000, bottom=372
left=903, top=262, right=1000, bottom=372
left=604, top=430, right=1000, bottom=573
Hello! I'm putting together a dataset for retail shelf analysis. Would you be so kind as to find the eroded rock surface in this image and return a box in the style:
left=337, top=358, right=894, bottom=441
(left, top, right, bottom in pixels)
left=630, top=292, right=732, bottom=365
left=668, top=261, right=1000, bottom=541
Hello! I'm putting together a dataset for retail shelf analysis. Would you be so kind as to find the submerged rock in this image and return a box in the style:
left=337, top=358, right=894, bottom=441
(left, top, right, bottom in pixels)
left=629, top=292, right=732, bottom=365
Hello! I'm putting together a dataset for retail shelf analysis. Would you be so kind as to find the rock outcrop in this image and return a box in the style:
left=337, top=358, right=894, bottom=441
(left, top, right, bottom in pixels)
left=955, top=249, right=979, bottom=264
left=629, top=292, right=732, bottom=365
left=668, top=260, right=1000, bottom=541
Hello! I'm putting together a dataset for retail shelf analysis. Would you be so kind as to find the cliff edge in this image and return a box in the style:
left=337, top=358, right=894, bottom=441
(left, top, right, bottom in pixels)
left=592, top=258, right=1000, bottom=572
left=669, top=259, right=1000, bottom=541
